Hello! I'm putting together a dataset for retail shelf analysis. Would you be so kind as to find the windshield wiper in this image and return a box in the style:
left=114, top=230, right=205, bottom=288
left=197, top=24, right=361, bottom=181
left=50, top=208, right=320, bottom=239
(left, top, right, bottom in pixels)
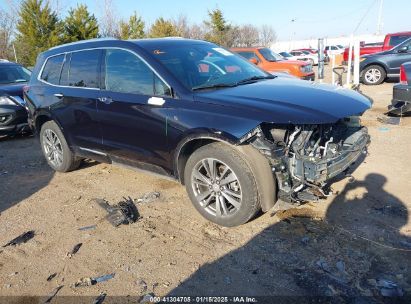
left=192, top=83, right=237, bottom=91
left=236, top=75, right=275, bottom=85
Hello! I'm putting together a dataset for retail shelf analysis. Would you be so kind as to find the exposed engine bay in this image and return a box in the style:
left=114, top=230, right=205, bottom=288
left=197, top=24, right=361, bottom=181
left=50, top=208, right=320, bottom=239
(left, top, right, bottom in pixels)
left=241, top=117, right=370, bottom=204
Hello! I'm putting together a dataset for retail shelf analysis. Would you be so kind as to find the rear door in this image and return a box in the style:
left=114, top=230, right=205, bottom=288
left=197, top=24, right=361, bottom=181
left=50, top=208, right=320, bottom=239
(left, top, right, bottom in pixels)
left=97, top=48, right=173, bottom=172
left=48, top=49, right=103, bottom=150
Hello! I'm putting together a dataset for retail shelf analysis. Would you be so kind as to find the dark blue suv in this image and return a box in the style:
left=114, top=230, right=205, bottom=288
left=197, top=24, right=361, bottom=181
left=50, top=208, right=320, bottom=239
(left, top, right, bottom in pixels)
left=25, top=38, right=371, bottom=226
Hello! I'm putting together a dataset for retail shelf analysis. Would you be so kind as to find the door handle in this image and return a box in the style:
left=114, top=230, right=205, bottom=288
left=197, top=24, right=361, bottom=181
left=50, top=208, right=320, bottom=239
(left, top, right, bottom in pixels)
left=98, top=97, right=113, bottom=104
left=54, top=93, right=64, bottom=98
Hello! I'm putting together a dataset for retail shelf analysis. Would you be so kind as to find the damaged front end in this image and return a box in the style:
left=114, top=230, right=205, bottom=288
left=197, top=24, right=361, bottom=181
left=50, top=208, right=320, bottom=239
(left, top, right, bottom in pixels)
left=241, top=117, right=370, bottom=204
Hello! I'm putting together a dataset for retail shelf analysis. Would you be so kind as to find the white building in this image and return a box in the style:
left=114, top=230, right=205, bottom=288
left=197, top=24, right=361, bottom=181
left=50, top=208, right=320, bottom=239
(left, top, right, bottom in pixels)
left=272, top=34, right=385, bottom=52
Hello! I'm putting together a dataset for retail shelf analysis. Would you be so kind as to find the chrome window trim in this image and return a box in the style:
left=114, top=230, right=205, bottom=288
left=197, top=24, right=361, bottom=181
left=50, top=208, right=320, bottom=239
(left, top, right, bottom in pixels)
left=37, top=47, right=173, bottom=95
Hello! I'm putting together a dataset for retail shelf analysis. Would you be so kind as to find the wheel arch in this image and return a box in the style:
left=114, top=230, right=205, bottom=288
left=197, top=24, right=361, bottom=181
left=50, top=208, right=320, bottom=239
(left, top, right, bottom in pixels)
left=174, top=133, right=237, bottom=184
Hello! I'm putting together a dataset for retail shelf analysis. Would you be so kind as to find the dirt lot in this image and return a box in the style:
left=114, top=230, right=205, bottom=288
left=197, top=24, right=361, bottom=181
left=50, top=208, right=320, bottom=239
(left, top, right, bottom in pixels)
left=1, top=66, right=410, bottom=302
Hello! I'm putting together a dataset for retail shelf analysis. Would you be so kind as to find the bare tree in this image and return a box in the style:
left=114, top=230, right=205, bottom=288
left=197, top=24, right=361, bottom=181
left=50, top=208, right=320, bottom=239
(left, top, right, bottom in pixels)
left=259, top=24, right=277, bottom=47
left=0, top=6, right=17, bottom=60
left=187, top=23, right=206, bottom=40
left=235, top=24, right=259, bottom=47
left=172, top=14, right=189, bottom=37
left=97, top=0, right=119, bottom=37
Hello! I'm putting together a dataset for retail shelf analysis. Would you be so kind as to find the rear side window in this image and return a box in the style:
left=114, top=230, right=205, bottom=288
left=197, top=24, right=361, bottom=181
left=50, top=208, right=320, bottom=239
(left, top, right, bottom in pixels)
left=41, top=55, right=64, bottom=84
left=389, top=35, right=410, bottom=47
left=104, top=49, right=171, bottom=96
left=67, top=50, right=101, bottom=88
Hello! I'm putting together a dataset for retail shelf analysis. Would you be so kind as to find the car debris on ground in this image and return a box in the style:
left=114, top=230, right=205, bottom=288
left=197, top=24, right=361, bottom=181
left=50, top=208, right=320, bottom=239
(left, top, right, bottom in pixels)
left=95, top=197, right=140, bottom=227
left=93, top=292, right=107, bottom=304
left=46, top=273, right=57, bottom=282
left=377, top=115, right=401, bottom=125
left=3, top=230, right=35, bottom=247
left=43, top=285, right=63, bottom=303
left=67, top=243, right=82, bottom=258
left=74, top=273, right=115, bottom=287
left=135, top=191, right=161, bottom=204
left=78, top=224, right=97, bottom=231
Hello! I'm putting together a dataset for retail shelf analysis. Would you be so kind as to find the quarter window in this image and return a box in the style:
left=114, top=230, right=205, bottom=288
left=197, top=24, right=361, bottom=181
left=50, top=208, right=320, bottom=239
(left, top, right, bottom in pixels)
left=104, top=49, right=170, bottom=96
left=67, top=50, right=101, bottom=88
left=41, top=54, right=64, bottom=84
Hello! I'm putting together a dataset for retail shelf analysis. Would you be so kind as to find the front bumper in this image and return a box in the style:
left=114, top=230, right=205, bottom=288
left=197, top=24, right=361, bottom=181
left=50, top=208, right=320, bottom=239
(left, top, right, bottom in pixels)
left=0, top=104, right=30, bottom=136
left=301, top=74, right=315, bottom=81
left=388, top=84, right=411, bottom=115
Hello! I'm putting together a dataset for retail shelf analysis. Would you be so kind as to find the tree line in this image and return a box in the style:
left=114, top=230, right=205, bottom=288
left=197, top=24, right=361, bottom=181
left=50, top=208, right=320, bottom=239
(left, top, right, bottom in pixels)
left=0, top=0, right=277, bottom=67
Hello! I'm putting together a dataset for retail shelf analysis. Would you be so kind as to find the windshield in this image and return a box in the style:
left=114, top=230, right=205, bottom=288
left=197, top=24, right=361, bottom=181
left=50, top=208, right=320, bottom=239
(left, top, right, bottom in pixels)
left=0, top=65, right=31, bottom=84
left=149, top=43, right=270, bottom=91
left=337, top=45, right=344, bottom=49
left=301, top=51, right=311, bottom=55
left=259, top=48, right=284, bottom=62
left=280, top=52, right=292, bottom=58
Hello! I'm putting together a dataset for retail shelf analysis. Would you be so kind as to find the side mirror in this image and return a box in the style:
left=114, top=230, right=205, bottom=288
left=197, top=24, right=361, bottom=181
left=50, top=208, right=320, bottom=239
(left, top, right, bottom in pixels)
left=249, top=58, right=258, bottom=65
left=398, top=46, right=409, bottom=53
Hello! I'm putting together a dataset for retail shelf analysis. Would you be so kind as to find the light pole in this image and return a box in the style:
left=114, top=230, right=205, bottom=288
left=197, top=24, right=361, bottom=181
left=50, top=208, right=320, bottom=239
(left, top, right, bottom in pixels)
left=288, top=19, right=296, bottom=50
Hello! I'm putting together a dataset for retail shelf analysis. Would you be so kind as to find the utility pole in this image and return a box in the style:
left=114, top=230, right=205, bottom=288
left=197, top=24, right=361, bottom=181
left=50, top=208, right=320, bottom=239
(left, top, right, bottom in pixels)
left=288, top=19, right=296, bottom=50
left=376, top=0, right=384, bottom=35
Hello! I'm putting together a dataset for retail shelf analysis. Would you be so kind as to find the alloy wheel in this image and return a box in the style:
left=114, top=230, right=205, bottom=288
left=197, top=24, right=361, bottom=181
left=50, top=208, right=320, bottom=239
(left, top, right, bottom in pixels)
left=364, top=68, right=382, bottom=84
left=191, top=158, right=242, bottom=218
left=42, top=129, right=64, bottom=168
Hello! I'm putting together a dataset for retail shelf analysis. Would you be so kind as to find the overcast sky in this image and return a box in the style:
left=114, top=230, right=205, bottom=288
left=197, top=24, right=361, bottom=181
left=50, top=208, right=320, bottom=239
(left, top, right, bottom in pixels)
left=1, top=0, right=409, bottom=41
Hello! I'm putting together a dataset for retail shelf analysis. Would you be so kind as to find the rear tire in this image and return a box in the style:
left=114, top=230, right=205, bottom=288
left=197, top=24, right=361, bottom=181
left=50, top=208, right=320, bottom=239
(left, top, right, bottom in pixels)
left=40, top=121, right=81, bottom=172
left=361, top=65, right=386, bottom=85
left=184, top=142, right=260, bottom=227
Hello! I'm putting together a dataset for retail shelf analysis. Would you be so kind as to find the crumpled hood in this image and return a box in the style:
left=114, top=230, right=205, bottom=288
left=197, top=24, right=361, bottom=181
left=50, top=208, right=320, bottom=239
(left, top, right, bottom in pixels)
left=0, top=83, right=26, bottom=98
left=195, top=78, right=371, bottom=124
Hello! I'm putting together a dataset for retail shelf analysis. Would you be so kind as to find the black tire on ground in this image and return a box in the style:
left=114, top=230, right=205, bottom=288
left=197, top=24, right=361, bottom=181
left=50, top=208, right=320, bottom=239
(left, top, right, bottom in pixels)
left=40, top=121, right=81, bottom=172
left=184, top=142, right=260, bottom=227
left=361, top=65, right=386, bottom=85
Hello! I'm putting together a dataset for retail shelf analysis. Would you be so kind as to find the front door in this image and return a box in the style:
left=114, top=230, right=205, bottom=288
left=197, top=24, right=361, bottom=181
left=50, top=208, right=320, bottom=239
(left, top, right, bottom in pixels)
left=97, top=48, right=173, bottom=172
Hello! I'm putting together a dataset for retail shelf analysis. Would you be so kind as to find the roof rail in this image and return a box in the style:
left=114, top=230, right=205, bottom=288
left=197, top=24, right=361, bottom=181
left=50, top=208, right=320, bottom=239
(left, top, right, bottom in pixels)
left=49, top=37, right=118, bottom=51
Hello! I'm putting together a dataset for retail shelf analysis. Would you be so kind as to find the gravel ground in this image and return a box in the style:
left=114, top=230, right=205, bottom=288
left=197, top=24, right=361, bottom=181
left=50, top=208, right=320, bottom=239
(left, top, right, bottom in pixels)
left=0, top=66, right=410, bottom=302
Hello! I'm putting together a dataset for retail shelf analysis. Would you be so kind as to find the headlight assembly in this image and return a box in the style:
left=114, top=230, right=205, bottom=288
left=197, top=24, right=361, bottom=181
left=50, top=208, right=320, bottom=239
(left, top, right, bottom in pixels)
left=0, top=96, right=17, bottom=106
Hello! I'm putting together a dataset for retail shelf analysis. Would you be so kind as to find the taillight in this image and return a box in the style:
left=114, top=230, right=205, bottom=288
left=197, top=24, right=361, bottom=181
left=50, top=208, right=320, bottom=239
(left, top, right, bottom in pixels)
left=400, top=65, right=407, bottom=85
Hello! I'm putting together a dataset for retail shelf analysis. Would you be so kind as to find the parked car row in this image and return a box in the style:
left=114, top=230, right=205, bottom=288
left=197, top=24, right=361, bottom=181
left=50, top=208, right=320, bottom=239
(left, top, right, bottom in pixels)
left=231, top=47, right=315, bottom=80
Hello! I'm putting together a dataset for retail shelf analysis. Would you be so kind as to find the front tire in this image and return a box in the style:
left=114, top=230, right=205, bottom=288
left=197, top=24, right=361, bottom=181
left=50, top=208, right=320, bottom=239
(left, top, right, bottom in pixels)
left=361, top=65, right=386, bottom=85
left=40, top=121, right=81, bottom=172
left=184, top=142, right=260, bottom=227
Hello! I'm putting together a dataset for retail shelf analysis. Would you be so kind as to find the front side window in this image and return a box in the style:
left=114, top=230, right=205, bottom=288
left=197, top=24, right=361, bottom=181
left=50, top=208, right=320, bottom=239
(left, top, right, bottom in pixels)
left=104, top=49, right=170, bottom=96
left=40, top=55, right=64, bottom=84
left=67, top=50, right=101, bottom=88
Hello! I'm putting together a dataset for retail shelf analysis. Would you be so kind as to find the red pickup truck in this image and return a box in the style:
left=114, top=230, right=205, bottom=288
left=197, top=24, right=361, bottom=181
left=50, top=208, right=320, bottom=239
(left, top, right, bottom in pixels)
left=343, top=31, right=411, bottom=63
